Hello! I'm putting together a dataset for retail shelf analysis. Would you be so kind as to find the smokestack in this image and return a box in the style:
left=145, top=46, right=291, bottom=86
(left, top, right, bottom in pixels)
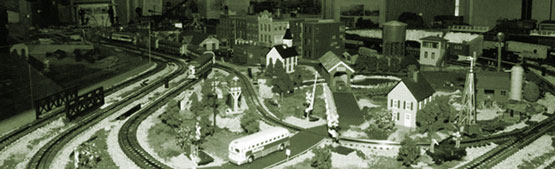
left=521, top=0, right=532, bottom=20
left=413, top=71, right=419, bottom=83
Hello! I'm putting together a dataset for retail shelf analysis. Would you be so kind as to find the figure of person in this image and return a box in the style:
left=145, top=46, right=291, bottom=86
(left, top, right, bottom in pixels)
left=108, top=6, right=115, bottom=26
left=79, top=9, right=86, bottom=25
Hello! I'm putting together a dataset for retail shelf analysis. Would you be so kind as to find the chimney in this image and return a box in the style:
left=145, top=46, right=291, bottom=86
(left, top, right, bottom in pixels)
left=413, top=71, right=419, bottom=83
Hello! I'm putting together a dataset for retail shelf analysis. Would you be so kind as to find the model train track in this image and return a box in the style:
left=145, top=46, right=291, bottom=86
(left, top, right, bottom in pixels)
left=457, top=114, right=555, bottom=169
left=106, top=34, right=555, bottom=169
left=118, top=72, right=202, bottom=169
left=26, top=44, right=185, bottom=169
left=0, top=44, right=167, bottom=153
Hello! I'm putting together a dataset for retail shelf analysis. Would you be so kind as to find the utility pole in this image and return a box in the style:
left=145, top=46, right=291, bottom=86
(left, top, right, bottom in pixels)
left=148, top=22, right=151, bottom=63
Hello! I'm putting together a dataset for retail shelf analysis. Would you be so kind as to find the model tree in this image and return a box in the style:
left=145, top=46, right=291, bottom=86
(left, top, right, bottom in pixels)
left=397, top=137, right=420, bottom=166
left=265, top=62, right=276, bottom=77
left=160, top=100, right=184, bottom=128
left=271, top=62, right=294, bottom=101
left=416, top=95, right=458, bottom=133
left=240, top=109, right=259, bottom=134
left=362, top=107, right=395, bottom=139
left=291, top=69, right=303, bottom=90
left=523, top=82, right=540, bottom=102
left=311, top=145, right=332, bottom=169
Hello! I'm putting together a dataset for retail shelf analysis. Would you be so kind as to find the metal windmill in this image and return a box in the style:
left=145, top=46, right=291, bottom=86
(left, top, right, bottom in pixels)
left=457, top=52, right=478, bottom=128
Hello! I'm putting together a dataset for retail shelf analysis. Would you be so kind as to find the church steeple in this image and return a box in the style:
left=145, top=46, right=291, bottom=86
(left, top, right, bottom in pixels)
left=283, top=26, right=292, bottom=47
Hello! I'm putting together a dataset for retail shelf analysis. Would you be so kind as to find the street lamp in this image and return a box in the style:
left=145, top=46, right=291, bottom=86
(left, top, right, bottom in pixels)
left=496, top=32, right=505, bottom=72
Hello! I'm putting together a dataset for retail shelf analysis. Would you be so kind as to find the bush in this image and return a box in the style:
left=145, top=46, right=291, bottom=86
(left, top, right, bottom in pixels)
left=523, top=82, right=540, bottom=102
left=311, top=146, right=332, bottom=169
left=397, top=137, right=420, bottom=166
left=240, top=110, right=259, bottom=134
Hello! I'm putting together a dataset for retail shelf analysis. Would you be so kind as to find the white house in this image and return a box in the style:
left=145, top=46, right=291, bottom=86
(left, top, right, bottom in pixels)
left=419, top=36, right=447, bottom=67
left=266, top=45, right=298, bottom=73
left=387, top=72, right=435, bottom=128
left=190, top=33, right=220, bottom=51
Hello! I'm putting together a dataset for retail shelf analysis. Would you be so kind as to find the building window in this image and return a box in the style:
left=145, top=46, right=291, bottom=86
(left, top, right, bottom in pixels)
left=397, top=112, right=400, bottom=121
left=484, top=89, right=495, bottom=94
left=403, top=101, right=406, bottom=109
left=500, top=91, right=507, bottom=96
left=431, top=52, right=435, bottom=59
left=390, top=99, right=393, bottom=108
left=424, top=52, right=428, bottom=58
left=410, top=102, right=413, bottom=110
left=405, top=113, right=411, bottom=122
left=397, top=100, right=400, bottom=108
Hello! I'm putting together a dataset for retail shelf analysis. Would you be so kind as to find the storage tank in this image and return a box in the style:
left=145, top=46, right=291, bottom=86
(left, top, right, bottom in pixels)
left=509, top=64, right=524, bottom=101
left=382, top=20, right=407, bottom=57
left=383, top=20, right=407, bottom=43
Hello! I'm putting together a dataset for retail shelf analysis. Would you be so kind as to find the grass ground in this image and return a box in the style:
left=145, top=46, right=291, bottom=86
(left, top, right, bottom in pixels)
left=147, top=121, right=184, bottom=160
left=65, top=129, right=117, bottom=169
left=367, top=156, right=408, bottom=169
left=265, top=85, right=326, bottom=119
left=201, top=128, right=245, bottom=161
left=283, top=158, right=312, bottom=169
left=421, top=71, right=466, bottom=92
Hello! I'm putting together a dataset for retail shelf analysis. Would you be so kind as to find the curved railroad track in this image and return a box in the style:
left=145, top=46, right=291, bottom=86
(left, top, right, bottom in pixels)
left=108, top=35, right=555, bottom=169
left=0, top=42, right=166, bottom=153
left=26, top=42, right=186, bottom=169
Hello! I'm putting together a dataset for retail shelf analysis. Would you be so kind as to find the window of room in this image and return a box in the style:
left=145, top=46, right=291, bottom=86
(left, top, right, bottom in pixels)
left=397, top=112, right=400, bottom=121
left=410, top=102, right=413, bottom=110
left=431, top=52, right=435, bottom=59
left=403, top=101, right=406, bottom=109
left=424, top=51, right=428, bottom=58
left=397, top=100, right=400, bottom=108
left=500, top=91, right=507, bottom=96
left=484, top=89, right=495, bottom=94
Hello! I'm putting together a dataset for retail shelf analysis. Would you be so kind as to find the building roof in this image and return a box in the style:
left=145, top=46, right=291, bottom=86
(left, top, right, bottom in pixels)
left=190, top=33, right=210, bottom=45
left=318, top=51, right=355, bottom=73
left=443, top=32, right=481, bottom=43
left=383, top=20, right=407, bottom=26
left=421, top=36, right=447, bottom=42
left=273, top=45, right=298, bottom=58
left=476, top=71, right=510, bottom=90
left=346, top=29, right=443, bottom=42
left=283, top=28, right=292, bottom=39
left=398, top=73, right=435, bottom=101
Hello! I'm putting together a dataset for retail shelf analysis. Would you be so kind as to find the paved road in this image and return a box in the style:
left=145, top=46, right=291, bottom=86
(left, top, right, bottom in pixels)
left=206, top=125, right=327, bottom=169
left=333, top=92, right=365, bottom=129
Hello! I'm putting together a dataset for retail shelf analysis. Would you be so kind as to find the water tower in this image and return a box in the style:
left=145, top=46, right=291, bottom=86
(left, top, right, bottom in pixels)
left=383, top=20, right=407, bottom=57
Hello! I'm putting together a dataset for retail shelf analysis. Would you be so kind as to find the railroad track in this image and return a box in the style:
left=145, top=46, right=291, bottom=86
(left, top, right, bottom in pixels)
left=457, top=115, right=555, bottom=169
left=102, top=36, right=555, bottom=169
left=0, top=43, right=166, bottom=153
left=26, top=42, right=186, bottom=169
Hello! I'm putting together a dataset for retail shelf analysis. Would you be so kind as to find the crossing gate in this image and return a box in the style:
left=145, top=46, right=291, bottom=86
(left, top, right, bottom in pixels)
left=34, top=86, right=78, bottom=120
left=65, top=87, right=105, bottom=120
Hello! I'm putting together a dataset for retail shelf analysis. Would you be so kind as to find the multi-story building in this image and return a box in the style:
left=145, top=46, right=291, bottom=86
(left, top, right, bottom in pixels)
left=257, top=11, right=289, bottom=47
left=296, top=20, right=345, bottom=60
left=217, top=15, right=237, bottom=47
left=419, top=36, right=447, bottom=67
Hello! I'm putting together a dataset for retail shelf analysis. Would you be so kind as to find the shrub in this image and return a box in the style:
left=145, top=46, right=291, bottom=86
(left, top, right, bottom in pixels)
left=397, top=137, right=420, bottom=166
left=240, top=109, right=259, bottom=134
left=311, top=145, right=332, bottom=169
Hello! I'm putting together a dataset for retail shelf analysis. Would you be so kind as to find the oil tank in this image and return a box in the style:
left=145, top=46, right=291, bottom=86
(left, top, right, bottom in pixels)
left=509, top=64, right=524, bottom=101
left=383, top=20, right=407, bottom=43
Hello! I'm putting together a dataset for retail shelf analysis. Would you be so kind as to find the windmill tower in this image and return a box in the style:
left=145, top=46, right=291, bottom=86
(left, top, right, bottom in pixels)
left=458, top=52, right=477, bottom=126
